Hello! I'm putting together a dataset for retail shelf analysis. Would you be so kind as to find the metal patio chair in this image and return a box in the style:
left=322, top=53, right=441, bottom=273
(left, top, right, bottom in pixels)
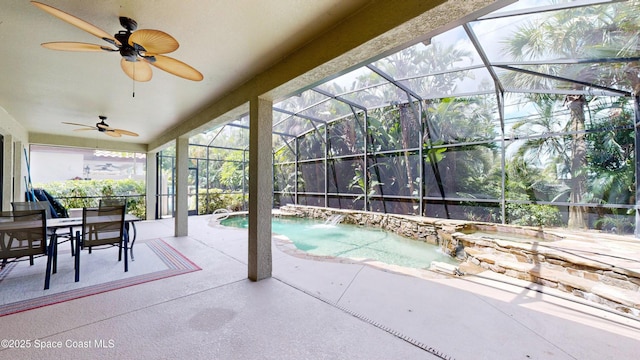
left=12, top=200, right=75, bottom=257
left=74, top=205, right=128, bottom=282
left=0, top=209, right=54, bottom=290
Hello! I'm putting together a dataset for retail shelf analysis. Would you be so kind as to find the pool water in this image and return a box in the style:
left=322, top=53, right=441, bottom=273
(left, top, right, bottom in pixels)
left=220, top=216, right=458, bottom=269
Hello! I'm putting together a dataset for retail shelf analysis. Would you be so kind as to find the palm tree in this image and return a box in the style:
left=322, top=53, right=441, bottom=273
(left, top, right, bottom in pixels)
left=356, top=44, right=479, bottom=214
left=502, top=1, right=640, bottom=228
left=583, top=97, right=636, bottom=231
left=424, top=96, right=498, bottom=199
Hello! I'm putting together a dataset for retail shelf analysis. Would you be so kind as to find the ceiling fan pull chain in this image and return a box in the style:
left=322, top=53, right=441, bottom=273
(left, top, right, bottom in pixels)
left=132, top=65, right=136, bottom=97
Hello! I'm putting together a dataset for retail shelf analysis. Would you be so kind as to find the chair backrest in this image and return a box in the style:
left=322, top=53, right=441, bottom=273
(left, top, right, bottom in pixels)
left=81, top=205, right=126, bottom=248
left=99, top=198, right=126, bottom=208
left=12, top=201, right=54, bottom=219
left=0, top=209, right=47, bottom=260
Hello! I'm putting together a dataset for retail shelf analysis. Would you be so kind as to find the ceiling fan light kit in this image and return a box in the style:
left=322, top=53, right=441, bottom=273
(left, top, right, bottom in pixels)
left=32, top=1, right=203, bottom=82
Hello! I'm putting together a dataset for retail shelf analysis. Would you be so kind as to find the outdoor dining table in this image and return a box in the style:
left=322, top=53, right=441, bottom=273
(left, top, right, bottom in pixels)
left=47, top=214, right=140, bottom=261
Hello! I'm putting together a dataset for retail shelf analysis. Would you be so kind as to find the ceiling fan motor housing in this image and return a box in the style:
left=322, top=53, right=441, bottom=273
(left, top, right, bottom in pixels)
left=97, top=116, right=109, bottom=132
left=114, top=31, right=140, bottom=62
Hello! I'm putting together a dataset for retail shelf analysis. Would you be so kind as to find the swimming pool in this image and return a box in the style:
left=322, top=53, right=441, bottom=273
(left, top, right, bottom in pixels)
left=220, top=215, right=458, bottom=269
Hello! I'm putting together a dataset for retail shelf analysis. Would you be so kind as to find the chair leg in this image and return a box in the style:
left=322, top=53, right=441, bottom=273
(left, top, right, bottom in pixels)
left=124, top=230, right=129, bottom=273
left=69, top=226, right=75, bottom=256
left=129, top=222, right=137, bottom=261
left=52, top=233, right=58, bottom=274
left=118, top=226, right=125, bottom=261
left=74, top=230, right=81, bottom=282
left=44, top=238, right=54, bottom=290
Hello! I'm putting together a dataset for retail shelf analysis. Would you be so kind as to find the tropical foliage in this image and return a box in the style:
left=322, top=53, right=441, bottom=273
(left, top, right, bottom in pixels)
left=34, top=179, right=146, bottom=218
left=267, top=0, right=638, bottom=232
left=159, top=131, right=249, bottom=215
left=502, top=1, right=639, bottom=230
left=151, top=1, right=640, bottom=232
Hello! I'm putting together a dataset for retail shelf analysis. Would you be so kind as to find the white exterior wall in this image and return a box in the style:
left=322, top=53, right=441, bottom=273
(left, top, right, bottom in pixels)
left=0, top=107, right=29, bottom=209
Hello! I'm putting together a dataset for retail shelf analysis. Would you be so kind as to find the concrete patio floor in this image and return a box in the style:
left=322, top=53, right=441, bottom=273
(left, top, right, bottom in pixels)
left=1, top=215, right=639, bottom=359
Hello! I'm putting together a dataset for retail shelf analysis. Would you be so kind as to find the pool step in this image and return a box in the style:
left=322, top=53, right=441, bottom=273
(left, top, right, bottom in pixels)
left=462, top=248, right=640, bottom=317
left=430, top=261, right=459, bottom=275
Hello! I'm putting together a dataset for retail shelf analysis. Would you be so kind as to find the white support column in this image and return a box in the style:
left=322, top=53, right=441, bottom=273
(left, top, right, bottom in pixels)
left=175, top=136, right=189, bottom=236
left=248, top=97, right=273, bottom=281
left=13, top=140, right=26, bottom=203
left=145, top=151, right=157, bottom=220
left=2, top=135, right=14, bottom=210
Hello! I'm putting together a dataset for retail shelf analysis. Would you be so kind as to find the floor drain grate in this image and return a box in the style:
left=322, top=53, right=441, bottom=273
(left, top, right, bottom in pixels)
left=277, top=278, right=456, bottom=360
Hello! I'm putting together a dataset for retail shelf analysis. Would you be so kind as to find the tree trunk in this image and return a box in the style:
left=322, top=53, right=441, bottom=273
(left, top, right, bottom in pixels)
left=399, top=104, right=417, bottom=214
left=566, top=95, right=588, bottom=229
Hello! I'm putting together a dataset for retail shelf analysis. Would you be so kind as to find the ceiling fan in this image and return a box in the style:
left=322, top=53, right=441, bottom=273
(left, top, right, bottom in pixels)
left=94, top=163, right=121, bottom=171
left=63, top=116, right=139, bottom=138
left=31, top=1, right=203, bottom=82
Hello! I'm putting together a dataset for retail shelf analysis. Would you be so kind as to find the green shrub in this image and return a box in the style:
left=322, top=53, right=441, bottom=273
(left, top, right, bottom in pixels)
left=197, top=189, right=246, bottom=214
left=34, top=179, right=146, bottom=218
left=505, top=203, right=562, bottom=227
left=36, top=179, right=247, bottom=218
left=594, top=211, right=634, bottom=234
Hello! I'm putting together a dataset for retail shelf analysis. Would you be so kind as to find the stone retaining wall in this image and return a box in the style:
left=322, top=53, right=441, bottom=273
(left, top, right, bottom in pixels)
left=279, top=204, right=459, bottom=248
left=279, top=205, right=640, bottom=317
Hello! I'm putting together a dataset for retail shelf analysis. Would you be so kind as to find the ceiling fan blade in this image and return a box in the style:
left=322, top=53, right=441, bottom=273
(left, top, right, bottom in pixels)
left=104, top=130, right=122, bottom=137
left=62, top=121, right=94, bottom=128
left=147, top=54, right=203, bottom=81
left=120, top=58, right=153, bottom=82
left=129, top=29, right=179, bottom=54
left=31, top=1, right=120, bottom=45
left=42, top=42, right=116, bottom=52
left=112, top=128, right=139, bottom=137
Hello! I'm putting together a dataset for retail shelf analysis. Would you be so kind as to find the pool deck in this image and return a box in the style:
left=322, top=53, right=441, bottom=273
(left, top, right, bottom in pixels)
left=1, top=215, right=639, bottom=359
left=543, top=227, right=640, bottom=274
